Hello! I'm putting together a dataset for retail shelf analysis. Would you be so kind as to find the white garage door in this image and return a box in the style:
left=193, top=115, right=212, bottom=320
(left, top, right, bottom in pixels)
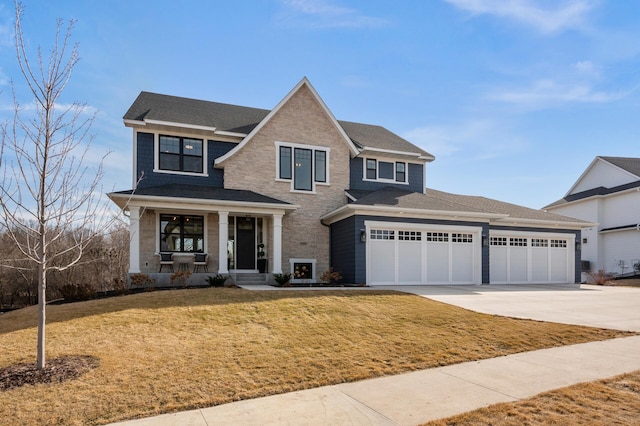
left=367, top=224, right=481, bottom=285
left=489, top=234, right=573, bottom=284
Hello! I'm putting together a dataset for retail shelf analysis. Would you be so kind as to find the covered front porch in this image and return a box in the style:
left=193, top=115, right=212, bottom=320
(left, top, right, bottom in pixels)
left=108, top=184, right=298, bottom=284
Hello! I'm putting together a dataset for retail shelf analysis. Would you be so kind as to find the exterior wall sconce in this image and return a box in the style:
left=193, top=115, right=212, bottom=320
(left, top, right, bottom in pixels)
left=575, top=241, right=581, bottom=251
left=360, top=229, right=367, bottom=243
left=482, top=235, right=489, bottom=246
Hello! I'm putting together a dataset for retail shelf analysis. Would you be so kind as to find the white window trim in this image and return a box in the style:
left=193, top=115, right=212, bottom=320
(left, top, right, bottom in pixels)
left=362, top=157, right=409, bottom=185
left=289, top=258, right=317, bottom=283
left=275, top=141, right=331, bottom=193
left=153, top=132, right=209, bottom=177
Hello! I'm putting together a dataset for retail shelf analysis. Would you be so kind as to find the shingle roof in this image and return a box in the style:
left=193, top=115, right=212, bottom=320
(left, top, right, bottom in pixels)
left=124, top=91, right=433, bottom=157
left=600, top=156, right=640, bottom=177
left=424, top=188, right=586, bottom=223
left=347, top=187, right=588, bottom=224
left=111, top=184, right=291, bottom=205
left=351, top=187, right=489, bottom=214
left=544, top=156, right=640, bottom=208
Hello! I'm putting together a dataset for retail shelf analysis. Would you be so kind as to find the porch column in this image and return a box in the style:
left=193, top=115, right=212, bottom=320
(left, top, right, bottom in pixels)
left=128, top=206, right=141, bottom=273
left=272, top=213, right=283, bottom=274
left=218, top=210, right=229, bottom=274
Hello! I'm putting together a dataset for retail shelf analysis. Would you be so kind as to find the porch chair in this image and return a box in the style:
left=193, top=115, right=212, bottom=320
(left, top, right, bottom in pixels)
left=193, top=253, right=208, bottom=273
left=158, top=252, right=174, bottom=272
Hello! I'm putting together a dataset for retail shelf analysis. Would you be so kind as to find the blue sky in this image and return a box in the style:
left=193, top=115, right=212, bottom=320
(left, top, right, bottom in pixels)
left=1, top=0, right=639, bottom=209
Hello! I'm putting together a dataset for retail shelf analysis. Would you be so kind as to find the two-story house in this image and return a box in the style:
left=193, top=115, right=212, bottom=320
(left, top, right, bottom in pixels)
left=108, top=78, right=588, bottom=286
left=545, top=156, right=640, bottom=279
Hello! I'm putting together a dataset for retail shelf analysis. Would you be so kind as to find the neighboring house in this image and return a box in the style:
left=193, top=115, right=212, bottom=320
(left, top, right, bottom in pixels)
left=545, top=156, right=640, bottom=278
left=108, top=77, right=588, bottom=286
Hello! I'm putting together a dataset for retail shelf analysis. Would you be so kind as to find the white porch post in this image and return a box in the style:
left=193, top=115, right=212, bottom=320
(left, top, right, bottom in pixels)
left=218, top=211, right=229, bottom=274
left=128, top=206, right=141, bottom=273
left=272, top=213, right=283, bottom=274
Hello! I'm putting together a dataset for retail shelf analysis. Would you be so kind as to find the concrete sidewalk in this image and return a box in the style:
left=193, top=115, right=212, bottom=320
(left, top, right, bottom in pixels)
left=110, top=336, right=640, bottom=426
left=109, top=284, right=640, bottom=425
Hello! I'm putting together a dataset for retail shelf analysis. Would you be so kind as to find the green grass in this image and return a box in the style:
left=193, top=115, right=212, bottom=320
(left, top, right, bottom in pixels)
left=0, top=288, right=633, bottom=425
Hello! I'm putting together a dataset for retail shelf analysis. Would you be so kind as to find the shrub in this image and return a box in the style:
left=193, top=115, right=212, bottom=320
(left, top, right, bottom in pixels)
left=320, top=267, right=342, bottom=284
left=205, top=274, right=229, bottom=287
left=273, top=273, right=292, bottom=286
left=129, top=273, right=156, bottom=289
left=170, top=271, right=192, bottom=287
left=587, top=269, right=614, bottom=285
left=58, top=283, right=96, bottom=302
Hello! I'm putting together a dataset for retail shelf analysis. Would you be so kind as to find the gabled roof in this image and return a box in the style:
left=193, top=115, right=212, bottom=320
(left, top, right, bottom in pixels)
left=545, top=156, right=640, bottom=208
left=123, top=78, right=433, bottom=159
left=215, top=77, right=359, bottom=165
left=600, top=156, right=640, bottom=177
left=124, top=92, right=269, bottom=135
left=331, top=187, right=590, bottom=227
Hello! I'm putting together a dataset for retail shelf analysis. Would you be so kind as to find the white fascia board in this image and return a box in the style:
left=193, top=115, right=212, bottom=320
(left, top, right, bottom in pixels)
left=359, top=146, right=433, bottom=161
left=214, top=130, right=248, bottom=138
left=124, top=119, right=145, bottom=127
left=144, top=119, right=217, bottom=133
left=216, top=77, right=359, bottom=166
left=365, top=220, right=482, bottom=233
left=108, top=192, right=298, bottom=214
left=320, top=203, right=504, bottom=225
left=491, top=217, right=596, bottom=229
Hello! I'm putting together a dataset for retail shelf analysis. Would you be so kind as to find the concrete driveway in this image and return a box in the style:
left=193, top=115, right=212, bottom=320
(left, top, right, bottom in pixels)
left=380, top=283, right=640, bottom=332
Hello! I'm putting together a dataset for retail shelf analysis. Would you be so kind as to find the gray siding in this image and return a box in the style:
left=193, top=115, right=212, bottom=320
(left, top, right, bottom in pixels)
left=349, top=158, right=424, bottom=193
left=136, top=132, right=236, bottom=189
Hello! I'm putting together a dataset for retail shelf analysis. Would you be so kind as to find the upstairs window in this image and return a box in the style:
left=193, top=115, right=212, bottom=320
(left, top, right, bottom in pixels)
left=277, top=142, right=329, bottom=192
left=159, top=135, right=203, bottom=173
left=364, top=158, right=408, bottom=184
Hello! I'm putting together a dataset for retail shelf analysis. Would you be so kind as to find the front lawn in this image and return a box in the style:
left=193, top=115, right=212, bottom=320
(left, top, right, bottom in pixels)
left=0, top=289, right=633, bottom=425
left=426, top=370, right=640, bottom=425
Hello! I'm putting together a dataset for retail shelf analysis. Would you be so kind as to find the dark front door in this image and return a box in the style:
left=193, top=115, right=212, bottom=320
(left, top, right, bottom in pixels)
left=236, top=217, right=256, bottom=269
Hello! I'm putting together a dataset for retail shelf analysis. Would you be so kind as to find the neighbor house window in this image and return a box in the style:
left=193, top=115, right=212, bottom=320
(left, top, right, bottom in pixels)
left=277, top=142, right=328, bottom=192
left=365, top=158, right=408, bottom=184
left=160, top=214, right=204, bottom=252
left=159, top=135, right=203, bottom=173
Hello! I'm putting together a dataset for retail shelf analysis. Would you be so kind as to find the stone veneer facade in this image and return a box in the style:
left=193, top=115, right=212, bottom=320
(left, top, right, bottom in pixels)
left=221, top=85, right=352, bottom=276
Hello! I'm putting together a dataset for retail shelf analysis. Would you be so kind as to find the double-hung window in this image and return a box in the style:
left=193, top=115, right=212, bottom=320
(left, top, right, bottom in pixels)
left=160, top=214, right=204, bottom=252
left=159, top=135, right=203, bottom=173
left=277, top=143, right=329, bottom=192
left=364, top=158, right=408, bottom=183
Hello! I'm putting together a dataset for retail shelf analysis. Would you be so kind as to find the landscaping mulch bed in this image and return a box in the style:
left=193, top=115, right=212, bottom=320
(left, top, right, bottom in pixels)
left=0, top=355, right=99, bottom=391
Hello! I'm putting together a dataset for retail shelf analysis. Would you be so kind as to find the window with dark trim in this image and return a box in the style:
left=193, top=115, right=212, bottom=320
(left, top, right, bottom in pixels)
left=160, top=214, right=204, bottom=252
left=279, top=146, right=292, bottom=179
left=159, top=135, right=203, bottom=173
left=278, top=144, right=328, bottom=191
left=314, top=151, right=326, bottom=183
left=395, top=162, right=406, bottom=182
left=365, top=158, right=408, bottom=183
left=366, top=159, right=377, bottom=179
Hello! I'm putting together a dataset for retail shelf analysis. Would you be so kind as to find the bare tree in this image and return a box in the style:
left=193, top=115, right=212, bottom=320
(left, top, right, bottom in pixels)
left=0, top=2, right=117, bottom=369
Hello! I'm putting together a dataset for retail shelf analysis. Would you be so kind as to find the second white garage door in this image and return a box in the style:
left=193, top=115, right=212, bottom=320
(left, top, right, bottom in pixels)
left=367, top=222, right=482, bottom=285
left=489, top=232, right=574, bottom=284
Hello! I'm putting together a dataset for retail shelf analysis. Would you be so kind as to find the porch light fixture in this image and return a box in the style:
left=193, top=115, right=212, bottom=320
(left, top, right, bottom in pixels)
left=575, top=241, right=581, bottom=251
left=482, top=235, right=489, bottom=246
left=360, top=229, right=367, bottom=243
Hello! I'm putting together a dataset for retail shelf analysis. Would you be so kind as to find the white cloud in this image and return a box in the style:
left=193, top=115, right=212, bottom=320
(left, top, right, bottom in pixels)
left=488, top=79, right=630, bottom=106
left=403, top=119, right=528, bottom=160
left=278, top=0, right=389, bottom=29
left=444, top=0, right=594, bottom=34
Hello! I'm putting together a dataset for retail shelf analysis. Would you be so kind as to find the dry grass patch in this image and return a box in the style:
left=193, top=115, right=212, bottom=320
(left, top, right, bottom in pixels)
left=0, top=289, right=633, bottom=425
left=426, top=370, right=640, bottom=425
